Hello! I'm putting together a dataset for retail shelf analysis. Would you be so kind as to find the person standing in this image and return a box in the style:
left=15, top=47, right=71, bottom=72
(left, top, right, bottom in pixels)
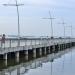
left=1, top=34, right=5, bottom=48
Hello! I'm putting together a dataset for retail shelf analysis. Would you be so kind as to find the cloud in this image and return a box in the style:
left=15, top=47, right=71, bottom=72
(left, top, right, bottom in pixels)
left=19, top=0, right=75, bottom=9
left=21, top=0, right=56, bottom=7
left=1, top=0, right=75, bottom=9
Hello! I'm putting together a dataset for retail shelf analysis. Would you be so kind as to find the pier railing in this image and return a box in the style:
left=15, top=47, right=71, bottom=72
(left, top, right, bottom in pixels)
left=0, top=38, right=75, bottom=48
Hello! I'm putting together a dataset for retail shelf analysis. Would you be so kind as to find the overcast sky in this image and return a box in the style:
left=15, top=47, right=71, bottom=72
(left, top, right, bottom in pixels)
left=0, top=0, right=75, bottom=37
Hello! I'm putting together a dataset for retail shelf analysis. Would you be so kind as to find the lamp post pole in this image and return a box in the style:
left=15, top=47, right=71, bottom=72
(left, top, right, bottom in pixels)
left=58, top=20, right=66, bottom=38
left=42, top=11, right=55, bottom=38
left=3, top=0, right=24, bottom=46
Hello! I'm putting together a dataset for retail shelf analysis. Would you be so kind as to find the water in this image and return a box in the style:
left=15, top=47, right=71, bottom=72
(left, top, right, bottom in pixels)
left=0, top=48, right=75, bottom=75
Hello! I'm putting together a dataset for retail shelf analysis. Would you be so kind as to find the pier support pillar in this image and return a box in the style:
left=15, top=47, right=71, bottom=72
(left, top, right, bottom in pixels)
left=44, top=47, right=47, bottom=55
left=15, top=51, right=19, bottom=63
left=70, top=43, right=72, bottom=47
left=48, top=46, right=50, bottom=54
left=60, top=45, right=62, bottom=50
left=4, top=59, right=7, bottom=66
left=16, top=51, right=19, bottom=58
left=25, top=50, right=28, bottom=61
left=64, top=44, right=65, bottom=49
left=3, top=53, right=8, bottom=66
left=3, top=53, right=7, bottom=66
left=39, top=48, right=42, bottom=56
left=33, top=49, right=36, bottom=58
left=53, top=45, right=55, bottom=52
left=62, top=44, right=64, bottom=50
left=65, top=44, right=67, bottom=49
left=3, top=53, right=7, bottom=60
left=58, top=45, right=60, bottom=51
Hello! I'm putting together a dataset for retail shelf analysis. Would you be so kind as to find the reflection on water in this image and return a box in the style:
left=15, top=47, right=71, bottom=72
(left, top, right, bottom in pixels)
left=0, top=48, right=75, bottom=75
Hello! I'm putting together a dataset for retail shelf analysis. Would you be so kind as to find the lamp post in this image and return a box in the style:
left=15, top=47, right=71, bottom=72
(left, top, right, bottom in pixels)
left=3, top=0, right=24, bottom=46
left=65, top=25, right=73, bottom=47
left=66, top=25, right=72, bottom=38
left=42, top=11, right=55, bottom=38
left=58, top=19, right=66, bottom=38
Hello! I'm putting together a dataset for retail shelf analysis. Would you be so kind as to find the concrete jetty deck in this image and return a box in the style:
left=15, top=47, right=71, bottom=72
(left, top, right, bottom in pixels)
left=0, top=37, right=75, bottom=61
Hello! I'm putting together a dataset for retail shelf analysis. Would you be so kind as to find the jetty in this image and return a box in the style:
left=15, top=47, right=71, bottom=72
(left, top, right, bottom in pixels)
left=0, top=37, right=75, bottom=61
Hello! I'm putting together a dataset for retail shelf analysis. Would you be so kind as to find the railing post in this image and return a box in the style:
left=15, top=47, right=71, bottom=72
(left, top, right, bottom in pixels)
left=39, top=38, right=41, bottom=45
left=0, top=41, right=2, bottom=48
left=35, top=39, right=36, bottom=46
left=25, top=40, right=27, bottom=47
left=9, top=39, right=11, bottom=47
left=18, top=39, right=20, bottom=47
left=31, top=39, right=32, bottom=46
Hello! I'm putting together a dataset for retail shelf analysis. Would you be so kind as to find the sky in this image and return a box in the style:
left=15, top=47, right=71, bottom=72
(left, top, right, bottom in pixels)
left=0, top=0, right=75, bottom=37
